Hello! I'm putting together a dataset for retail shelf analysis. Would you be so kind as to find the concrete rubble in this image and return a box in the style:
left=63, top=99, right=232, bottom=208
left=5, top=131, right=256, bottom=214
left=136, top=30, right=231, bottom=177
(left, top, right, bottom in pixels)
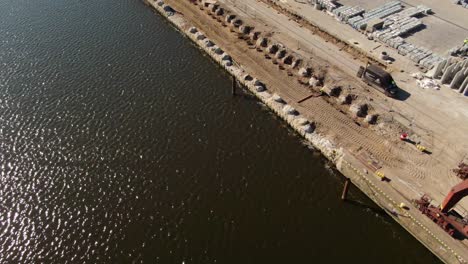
left=416, top=78, right=440, bottom=90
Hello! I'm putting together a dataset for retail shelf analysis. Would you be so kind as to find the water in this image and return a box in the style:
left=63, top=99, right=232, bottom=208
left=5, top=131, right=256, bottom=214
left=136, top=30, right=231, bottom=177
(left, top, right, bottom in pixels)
left=0, top=0, right=441, bottom=263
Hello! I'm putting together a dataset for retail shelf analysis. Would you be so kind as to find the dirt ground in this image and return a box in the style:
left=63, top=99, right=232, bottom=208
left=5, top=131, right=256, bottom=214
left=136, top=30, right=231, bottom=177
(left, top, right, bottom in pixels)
left=246, top=0, right=468, bottom=208
left=159, top=0, right=468, bottom=258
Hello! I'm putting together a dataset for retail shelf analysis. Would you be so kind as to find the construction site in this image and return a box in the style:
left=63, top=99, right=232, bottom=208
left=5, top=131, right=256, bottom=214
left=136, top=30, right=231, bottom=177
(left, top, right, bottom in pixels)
left=145, top=0, right=468, bottom=262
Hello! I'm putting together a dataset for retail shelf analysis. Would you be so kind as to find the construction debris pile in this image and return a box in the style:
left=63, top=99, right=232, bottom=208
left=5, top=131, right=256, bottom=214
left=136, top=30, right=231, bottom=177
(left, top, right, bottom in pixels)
left=412, top=72, right=440, bottom=90
left=311, top=0, right=444, bottom=69
left=415, top=77, right=440, bottom=90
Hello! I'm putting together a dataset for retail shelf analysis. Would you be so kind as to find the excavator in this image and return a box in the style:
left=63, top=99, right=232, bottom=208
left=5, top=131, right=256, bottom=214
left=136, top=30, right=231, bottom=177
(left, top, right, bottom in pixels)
left=414, top=179, right=468, bottom=238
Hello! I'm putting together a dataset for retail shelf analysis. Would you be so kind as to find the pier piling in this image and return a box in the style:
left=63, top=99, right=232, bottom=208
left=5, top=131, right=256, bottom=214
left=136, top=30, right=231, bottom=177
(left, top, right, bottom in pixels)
left=341, top=177, right=351, bottom=201
left=232, top=76, right=236, bottom=96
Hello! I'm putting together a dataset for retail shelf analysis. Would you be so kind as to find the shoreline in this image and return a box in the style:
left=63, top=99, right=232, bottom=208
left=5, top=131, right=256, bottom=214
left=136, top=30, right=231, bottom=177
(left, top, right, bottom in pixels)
left=145, top=0, right=466, bottom=262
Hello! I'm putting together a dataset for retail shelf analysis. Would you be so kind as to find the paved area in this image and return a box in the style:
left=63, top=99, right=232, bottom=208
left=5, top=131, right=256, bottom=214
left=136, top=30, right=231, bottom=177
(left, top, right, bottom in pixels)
left=286, top=0, right=467, bottom=53
left=335, top=0, right=468, bottom=54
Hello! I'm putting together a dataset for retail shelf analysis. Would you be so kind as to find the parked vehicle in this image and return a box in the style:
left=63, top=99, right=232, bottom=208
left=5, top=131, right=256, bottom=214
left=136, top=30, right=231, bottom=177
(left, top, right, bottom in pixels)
left=357, top=64, right=398, bottom=98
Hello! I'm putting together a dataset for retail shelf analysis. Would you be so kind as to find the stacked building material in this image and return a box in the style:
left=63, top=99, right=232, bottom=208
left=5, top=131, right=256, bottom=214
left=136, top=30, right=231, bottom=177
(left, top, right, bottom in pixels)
left=316, top=0, right=338, bottom=11
left=366, top=5, right=442, bottom=68
left=383, top=4, right=431, bottom=26
left=419, top=55, right=444, bottom=69
left=362, top=1, right=401, bottom=18
left=407, top=47, right=432, bottom=63
left=449, top=44, right=468, bottom=57
left=348, top=1, right=403, bottom=30
left=332, top=5, right=365, bottom=22
left=382, top=5, right=430, bottom=32
left=347, top=15, right=363, bottom=27
left=385, top=36, right=405, bottom=49
left=373, top=17, right=422, bottom=40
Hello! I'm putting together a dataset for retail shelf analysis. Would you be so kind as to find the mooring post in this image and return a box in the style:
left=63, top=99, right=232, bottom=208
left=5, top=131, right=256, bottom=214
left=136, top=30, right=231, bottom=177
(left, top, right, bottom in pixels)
left=341, top=177, right=351, bottom=201
left=232, top=76, right=236, bottom=96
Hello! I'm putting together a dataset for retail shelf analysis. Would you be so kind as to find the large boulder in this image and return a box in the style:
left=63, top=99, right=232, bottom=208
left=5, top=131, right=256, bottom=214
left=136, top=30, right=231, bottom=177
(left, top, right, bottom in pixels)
left=282, top=105, right=298, bottom=115
left=225, top=14, right=236, bottom=23
left=195, top=32, right=206, bottom=40
left=256, top=37, right=268, bottom=47
left=298, top=67, right=311, bottom=77
left=215, top=8, right=224, bottom=16
left=249, top=31, right=260, bottom=41
left=239, top=25, right=251, bottom=34
left=350, top=103, right=368, bottom=117
left=272, top=93, right=285, bottom=104
left=275, top=49, right=286, bottom=59
left=267, top=44, right=279, bottom=54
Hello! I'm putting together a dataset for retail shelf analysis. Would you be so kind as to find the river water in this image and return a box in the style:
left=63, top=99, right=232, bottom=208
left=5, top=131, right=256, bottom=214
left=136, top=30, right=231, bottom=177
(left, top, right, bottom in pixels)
left=0, top=0, right=440, bottom=263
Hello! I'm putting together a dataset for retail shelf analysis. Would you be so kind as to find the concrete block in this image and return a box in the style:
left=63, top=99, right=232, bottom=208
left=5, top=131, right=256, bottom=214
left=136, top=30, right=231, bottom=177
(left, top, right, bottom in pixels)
left=451, top=68, right=468, bottom=90
left=441, top=63, right=458, bottom=84
left=459, top=75, right=468, bottom=94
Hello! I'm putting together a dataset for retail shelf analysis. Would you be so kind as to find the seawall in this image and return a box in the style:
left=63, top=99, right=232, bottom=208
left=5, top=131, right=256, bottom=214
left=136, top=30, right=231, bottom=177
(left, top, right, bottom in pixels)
left=144, top=1, right=466, bottom=262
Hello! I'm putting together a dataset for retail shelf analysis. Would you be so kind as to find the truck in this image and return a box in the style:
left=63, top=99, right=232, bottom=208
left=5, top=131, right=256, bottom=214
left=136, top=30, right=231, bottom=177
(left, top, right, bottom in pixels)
left=357, top=64, right=398, bottom=98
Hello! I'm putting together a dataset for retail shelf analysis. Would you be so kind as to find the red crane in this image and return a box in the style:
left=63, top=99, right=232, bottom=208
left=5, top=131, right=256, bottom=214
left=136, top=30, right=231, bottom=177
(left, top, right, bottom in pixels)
left=415, top=179, right=468, bottom=238
left=441, top=180, right=468, bottom=214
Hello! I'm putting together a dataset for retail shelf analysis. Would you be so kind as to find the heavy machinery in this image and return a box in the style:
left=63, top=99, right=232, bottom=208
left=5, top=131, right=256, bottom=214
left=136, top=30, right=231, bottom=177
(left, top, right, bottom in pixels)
left=414, top=179, right=468, bottom=238
left=357, top=64, right=398, bottom=98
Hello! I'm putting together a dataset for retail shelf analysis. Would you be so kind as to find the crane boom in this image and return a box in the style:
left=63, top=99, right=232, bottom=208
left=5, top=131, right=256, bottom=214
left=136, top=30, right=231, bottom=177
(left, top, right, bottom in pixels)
left=441, top=179, right=468, bottom=213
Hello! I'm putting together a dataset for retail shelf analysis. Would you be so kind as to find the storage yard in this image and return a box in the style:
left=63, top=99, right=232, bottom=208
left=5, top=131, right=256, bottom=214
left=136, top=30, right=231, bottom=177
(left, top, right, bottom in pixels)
left=146, top=0, right=468, bottom=262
